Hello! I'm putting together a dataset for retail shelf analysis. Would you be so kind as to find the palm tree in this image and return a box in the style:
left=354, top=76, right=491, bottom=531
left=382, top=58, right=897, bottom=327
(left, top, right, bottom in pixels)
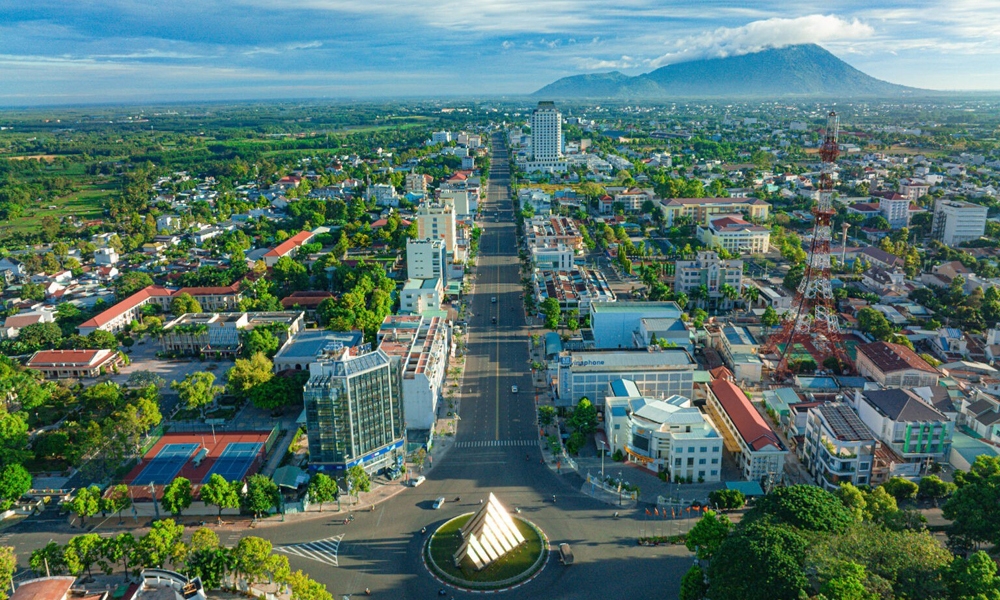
left=720, top=283, right=739, bottom=308
left=741, top=285, right=760, bottom=312
left=675, top=292, right=689, bottom=309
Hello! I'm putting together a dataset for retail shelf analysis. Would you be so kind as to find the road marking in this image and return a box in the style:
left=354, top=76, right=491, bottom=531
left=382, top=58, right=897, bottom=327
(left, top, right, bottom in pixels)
left=454, top=440, right=535, bottom=448
left=274, top=534, right=344, bottom=567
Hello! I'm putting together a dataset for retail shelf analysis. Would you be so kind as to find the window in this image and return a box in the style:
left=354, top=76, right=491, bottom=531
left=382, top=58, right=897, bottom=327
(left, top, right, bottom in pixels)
left=676, top=447, right=682, bottom=453
left=698, top=471, right=705, bottom=478
left=711, top=470, right=718, bottom=477
left=675, top=458, right=681, bottom=467
left=700, top=446, right=707, bottom=453
left=688, top=446, right=695, bottom=453
left=699, top=458, right=706, bottom=465
left=711, top=458, right=719, bottom=464
left=859, top=462, right=869, bottom=471
left=687, top=458, right=694, bottom=466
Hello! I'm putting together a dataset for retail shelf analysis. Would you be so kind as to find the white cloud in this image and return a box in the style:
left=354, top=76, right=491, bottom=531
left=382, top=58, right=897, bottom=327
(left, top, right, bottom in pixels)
left=648, top=14, right=874, bottom=67
left=501, top=41, right=515, bottom=50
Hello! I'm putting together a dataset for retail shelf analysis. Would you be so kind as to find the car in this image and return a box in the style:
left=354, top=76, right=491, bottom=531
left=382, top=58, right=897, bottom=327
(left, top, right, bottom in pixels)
left=491, top=297, right=497, bottom=303
left=410, top=476, right=426, bottom=487
left=511, top=385, right=518, bottom=394
left=433, top=497, right=446, bottom=509
left=491, top=316, right=497, bottom=324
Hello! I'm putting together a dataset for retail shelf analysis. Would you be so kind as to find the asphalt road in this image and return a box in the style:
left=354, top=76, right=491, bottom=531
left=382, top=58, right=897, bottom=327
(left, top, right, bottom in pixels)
left=5, top=133, right=696, bottom=599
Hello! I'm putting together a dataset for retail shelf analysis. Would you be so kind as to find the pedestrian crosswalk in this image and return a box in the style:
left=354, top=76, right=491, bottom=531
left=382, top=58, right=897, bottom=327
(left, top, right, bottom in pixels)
left=274, top=534, right=344, bottom=567
left=455, top=439, right=536, bottom=448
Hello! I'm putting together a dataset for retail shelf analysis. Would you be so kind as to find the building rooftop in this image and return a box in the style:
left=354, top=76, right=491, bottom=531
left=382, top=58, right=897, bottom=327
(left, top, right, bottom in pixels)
left=27, top=349, right=115, bottom=368
left=858, top=341, right=939, bottom=375
left=817, top=403, right=876, bottom=441
left=862, top=388, right=949, bottom=422
left=264, top=230, right=314, bottom=258
left=592, top=301, right=682, bottom=315
left=11, top=577, right=77, bottom=600
left=563, top=349, right=695, bottom=369
left=709, top=378, right=784, bottom=452
left=722, top=324, right=757, bottom=347
left=274, top=329, right=364, bottom=362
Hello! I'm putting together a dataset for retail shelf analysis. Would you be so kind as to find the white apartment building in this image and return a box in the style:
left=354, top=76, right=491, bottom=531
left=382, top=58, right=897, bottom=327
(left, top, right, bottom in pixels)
left=399, top=278, right=443, bottom=314
left=94, top=247, right=119, bottom=265
left=696, top=215, right=771, bottom=254
left=673, top=251, right=743, bottom=311
left=554, top=348, right=696, bottom=407
left=416, top=202, right=456, bottom=253
left=431, top=131, right=452, bottom=144
left=531, top=243, right=575, bottom=271
left=605, top=385, right=724, bottom=482
left=378, top=315, right=450, bottom=432
left=405, top=172, right=429, bottom=194
left=932, top=199, right=988, bottom=246
left=879, top=195, right=911, bottom=229
left=801, top=403, right=879, bottom=490
left=406, top=238, right=447, bottom=284
left=526, top=101, right=567, bottom=173
left=899, top=179, right=930, bottom=202
left=852, top=388, right=954, bottom=476
left=439, top=189, right=473, bottom=218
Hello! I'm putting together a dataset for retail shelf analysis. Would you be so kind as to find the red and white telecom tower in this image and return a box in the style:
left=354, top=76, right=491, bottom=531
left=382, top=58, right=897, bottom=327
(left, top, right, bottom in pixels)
left=765, top=111, right=853, bottom=380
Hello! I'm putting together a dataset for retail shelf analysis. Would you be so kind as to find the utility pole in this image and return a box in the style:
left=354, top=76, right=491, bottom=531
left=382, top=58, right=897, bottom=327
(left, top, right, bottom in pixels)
left=150, top=482, right=160, bottom=520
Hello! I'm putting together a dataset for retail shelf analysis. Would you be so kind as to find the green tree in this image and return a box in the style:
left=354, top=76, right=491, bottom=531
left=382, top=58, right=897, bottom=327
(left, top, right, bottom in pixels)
left=161, top=477, right=193, bottom=516
left=708, top=488, right=745, bottom=511
left=944, top=455, right=1000, bottom=547
left=285, top=569, right=334, bottom=600
left=17, top=322, right=63, bottom=349
left=0, top=463, right=30, bottom=511
left=200, top=474, right=241, bottom=521
left=189, top=527, right=220, bottom=554
left=685, top=510, right=731, bottom=560
left=945, top=551, right=1000, bottom=600
left=30, top=541, right=67, bottom=576
left=226, top=352, right=274, bottom=397
left=170, top=293, right=202, bottom=316
left=538, top=405, right=557, bottom=427
left=241, top=327, right=281, bottom=358
left=185, top=547, right=232, bottom=590
left=114, top=272, right=154, bottom=300
left=881, top=477, right=919, bottom=503
left=101, top=533, right=137, bottom=581
left=707, top=521, right=807, bottom=600
left=346, top=465, right=371, bottom=497
left=99, top=484, right=132, bottom=523
left=856, top=308, right=895, bottom=342
left=761, top=305, right=781, bottom=329
left=67, top=485, right=102, bottom=526
left=679, top=565, right=708, bottom=600
left=540, top=297, right=561, bottom=330
left=272, top=256, right=310, bottom=294
left=232, top=536, right=273, bottom=585
left=568, top=397, right=598, bottom=435
left=0, top=546, right=15, bottom=600
left=819, top=561, right=879, bottom=600
left=137, top=519, right=185, bottom=569
left=64, top=534, right=103, bottom=580
left=171, top=372, right=223, bottom=417
left=745, top=484, right=854, bottom=534
left=919, top=475, right=957, bottom=505
left=307, top=473, right=338, bottom=512
left=243, top=474, right=280, bottom=519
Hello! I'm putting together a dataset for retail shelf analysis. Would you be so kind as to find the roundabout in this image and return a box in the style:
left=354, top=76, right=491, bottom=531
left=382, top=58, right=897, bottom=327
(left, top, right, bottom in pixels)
left=424, top=512, right=549, bottom=592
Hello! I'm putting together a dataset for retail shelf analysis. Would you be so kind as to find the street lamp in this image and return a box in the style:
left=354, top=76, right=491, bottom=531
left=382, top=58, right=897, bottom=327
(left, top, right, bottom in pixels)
left=618, top=470, right=623, bottom=507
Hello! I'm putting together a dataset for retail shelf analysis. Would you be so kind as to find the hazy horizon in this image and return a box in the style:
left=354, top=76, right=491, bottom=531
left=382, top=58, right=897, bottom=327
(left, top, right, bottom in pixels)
left=4, top=1, right=1000, bottom=106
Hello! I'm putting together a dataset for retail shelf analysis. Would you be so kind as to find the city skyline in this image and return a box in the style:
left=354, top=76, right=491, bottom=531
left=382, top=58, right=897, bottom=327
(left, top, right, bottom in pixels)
left=3, top=1, right=1000, bottom=105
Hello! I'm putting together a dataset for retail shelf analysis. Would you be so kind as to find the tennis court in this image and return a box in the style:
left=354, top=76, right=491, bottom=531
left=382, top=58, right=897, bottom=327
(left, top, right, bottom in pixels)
left=204, top=442, right=263, bottom=482
left=131, top=443, right=200, bottom=485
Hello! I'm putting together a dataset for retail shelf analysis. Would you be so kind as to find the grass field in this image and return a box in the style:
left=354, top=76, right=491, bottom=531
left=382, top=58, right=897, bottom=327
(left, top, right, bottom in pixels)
left=0, top=181, right=112, bottom=235
left=428, top=514, right=545, bottom=587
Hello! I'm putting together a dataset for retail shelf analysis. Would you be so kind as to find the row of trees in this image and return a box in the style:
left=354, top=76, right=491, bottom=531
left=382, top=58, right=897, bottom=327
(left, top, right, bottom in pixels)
left=29, top=522, right=332, bottom=599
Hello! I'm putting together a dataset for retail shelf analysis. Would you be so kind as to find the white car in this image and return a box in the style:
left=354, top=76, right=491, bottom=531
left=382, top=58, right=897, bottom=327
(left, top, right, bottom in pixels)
left=491, top=297, right=497, bottom=303
left=511, top=385, right=518, bottom=394
left=433, top=497, right=446, bottom=510
left=410, top=476, right=426, bottom=487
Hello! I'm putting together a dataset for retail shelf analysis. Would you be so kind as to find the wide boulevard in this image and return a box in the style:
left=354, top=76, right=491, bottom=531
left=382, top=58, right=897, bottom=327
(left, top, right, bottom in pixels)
left=5, top=133, right=694, bottom=599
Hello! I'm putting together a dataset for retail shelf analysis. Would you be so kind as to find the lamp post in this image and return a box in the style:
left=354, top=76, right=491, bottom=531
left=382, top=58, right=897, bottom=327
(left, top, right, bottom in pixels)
left=601, top=441, right=607, bottom=481
left=618, top=470, right=623, bottom=507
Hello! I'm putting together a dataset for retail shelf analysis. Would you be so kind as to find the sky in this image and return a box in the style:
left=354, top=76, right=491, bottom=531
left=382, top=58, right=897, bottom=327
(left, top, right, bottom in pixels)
left=2, top=0, right=1000, bottom=105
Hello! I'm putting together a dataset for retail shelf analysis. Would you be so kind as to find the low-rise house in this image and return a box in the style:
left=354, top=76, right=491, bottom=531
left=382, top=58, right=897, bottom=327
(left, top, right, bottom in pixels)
left=78, top=284, right=243, bottom=335
left=399, top=278, right=444, bottom=314
left=852, top=388, right=954, bottom=475
left=533, top=268, right=615, bottom=315
left=263, top=230, right=316, bottom=267
left=160, top=312, right=304, bottom=357
left=696, top=215, right=771, bottom=254
left=2, top=310, right=56, bottom=339
left=855, top=341, right=940, bottom=388
left=26, top=349, right=123, bottom=379
left=705, top=323, right=762, bottom=382
left=280, top=291, right=334, bottom=316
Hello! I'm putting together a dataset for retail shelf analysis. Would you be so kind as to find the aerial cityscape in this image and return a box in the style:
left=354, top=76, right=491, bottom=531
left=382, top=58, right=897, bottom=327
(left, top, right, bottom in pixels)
left=2, top=3, right=1000, bottom=600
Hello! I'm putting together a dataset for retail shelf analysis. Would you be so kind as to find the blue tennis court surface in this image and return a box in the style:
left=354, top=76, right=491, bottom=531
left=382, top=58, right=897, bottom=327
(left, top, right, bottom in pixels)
left=132, top=443, right=199, bottom=485
left=203, top=442, right=263, bottom=482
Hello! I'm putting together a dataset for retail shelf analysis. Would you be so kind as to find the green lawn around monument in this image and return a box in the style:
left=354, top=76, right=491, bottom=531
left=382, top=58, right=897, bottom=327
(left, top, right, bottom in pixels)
left=427, top=513, right=545, bottom=587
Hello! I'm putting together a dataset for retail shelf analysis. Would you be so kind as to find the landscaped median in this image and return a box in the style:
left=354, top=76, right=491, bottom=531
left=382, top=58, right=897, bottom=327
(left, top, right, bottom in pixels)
left=424, top=513, right=549, bottom=591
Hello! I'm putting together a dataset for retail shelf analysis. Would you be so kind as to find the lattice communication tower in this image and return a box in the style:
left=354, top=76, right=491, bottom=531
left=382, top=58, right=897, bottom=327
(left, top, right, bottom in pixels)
left=764, top=111, right=853, bottom=380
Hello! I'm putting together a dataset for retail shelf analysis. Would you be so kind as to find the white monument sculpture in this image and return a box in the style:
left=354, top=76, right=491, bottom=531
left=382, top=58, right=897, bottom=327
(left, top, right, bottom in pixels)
left=453, top=493, right=526, bottom=570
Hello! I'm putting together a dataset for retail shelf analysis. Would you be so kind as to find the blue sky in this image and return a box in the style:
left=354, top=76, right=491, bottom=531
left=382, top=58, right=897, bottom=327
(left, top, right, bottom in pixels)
left=1, top=0, right=999, bottom=105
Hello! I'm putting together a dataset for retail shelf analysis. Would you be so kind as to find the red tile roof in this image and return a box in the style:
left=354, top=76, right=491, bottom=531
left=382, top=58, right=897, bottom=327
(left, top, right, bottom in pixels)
left=709, top=378, right=783, bottom=451
left=176, top=282, right=241, bottom=296
left=27, top=349, right=115, bottom=368
left=78, top=286, right=172, bottom=328
left=280, top=291, right=334, bottom=309
left=858, top=341, right=939, bottom=375
left=10, top=576, right=76, bottom=600
left=264, top=230, right=315, bottom=258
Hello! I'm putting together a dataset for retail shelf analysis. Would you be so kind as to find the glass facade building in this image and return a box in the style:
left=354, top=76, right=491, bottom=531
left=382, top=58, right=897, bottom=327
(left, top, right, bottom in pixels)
left=303, top=347, right=405, bottom=474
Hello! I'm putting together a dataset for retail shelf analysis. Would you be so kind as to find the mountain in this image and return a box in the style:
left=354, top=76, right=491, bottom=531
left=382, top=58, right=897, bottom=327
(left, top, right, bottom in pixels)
left=534, top=44, right=922, bottom=98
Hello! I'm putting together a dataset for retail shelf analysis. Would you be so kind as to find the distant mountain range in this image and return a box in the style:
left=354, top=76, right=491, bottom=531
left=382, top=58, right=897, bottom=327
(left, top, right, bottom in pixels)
left=534, top=44, right=924, bottom=99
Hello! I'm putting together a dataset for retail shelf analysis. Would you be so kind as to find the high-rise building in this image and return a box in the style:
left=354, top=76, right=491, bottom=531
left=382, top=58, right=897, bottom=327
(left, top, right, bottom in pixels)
left=878, top=194, right=911, bottom=229
left=932, top=199, right=987, bottom=246
left=525, top=101, right=566, bottom=173
left=530, top=101, right=562, bottom=162
left=406, top=238, right=447, bottom=284
left=416, top=202, right=456, bottom=253
left=303, top=346, right=405, bottom=474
